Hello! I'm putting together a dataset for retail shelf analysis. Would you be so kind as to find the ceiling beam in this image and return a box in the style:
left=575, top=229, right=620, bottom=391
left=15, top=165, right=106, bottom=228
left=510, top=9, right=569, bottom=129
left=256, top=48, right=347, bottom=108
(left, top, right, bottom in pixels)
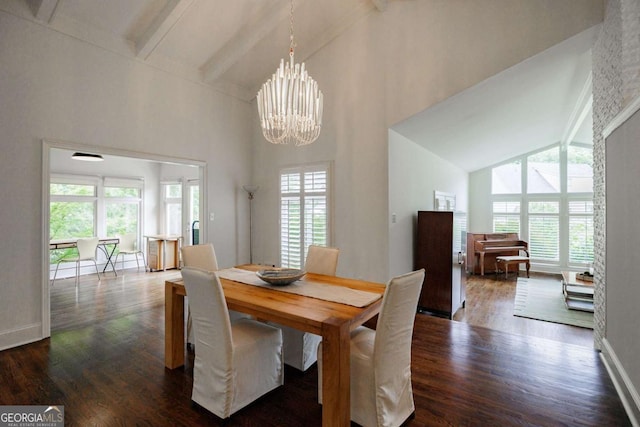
left=204, top=0, right=383, bottom=87
left=25, top=0, right=60, bottom=23
left=243, top=0, right=377, bottom=95
left=134, top=0, right=194, bottom=60
left=561, top=72, right=593, bottom=150
left=201, top=1, right=294, bottom=84
left=371, top=0, right=388, bottom=12
left=297, top=1, right=375, bottom=61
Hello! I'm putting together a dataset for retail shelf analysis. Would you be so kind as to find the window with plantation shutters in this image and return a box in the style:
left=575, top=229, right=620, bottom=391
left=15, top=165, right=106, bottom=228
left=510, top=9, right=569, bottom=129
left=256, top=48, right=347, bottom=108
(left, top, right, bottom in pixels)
left=492, top=201, right=521, bottom=234
left=280, top=164, right=330, bottom=269
left=528, top=201, right=559, bottom=261
left=490, top=143, right=594, bottom=270
left=568, top=200, right=594, bottom=264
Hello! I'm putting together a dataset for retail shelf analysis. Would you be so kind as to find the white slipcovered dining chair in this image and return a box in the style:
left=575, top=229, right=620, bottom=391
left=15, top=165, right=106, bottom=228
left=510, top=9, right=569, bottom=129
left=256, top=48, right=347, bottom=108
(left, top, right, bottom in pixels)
left=181, top=243, right=219, bottom=271
left=318, top=269, right=425, bottom=427
left=305, top=245, right=340, bottom=277
left=51, top=237, right=101, bottom=286
left=276, top=245, right=339, bottom=371
left=180, top=267, right=284, bottom=419
left=181, top=244, right=248, bottom=345
left=114, top=233, right=146, bottom=272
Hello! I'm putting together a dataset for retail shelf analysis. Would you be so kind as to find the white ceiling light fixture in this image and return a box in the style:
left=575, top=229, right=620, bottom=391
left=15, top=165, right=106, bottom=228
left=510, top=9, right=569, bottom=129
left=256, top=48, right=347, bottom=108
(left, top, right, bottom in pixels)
left=71, top=152, right=104, bottom=162
left=256, top=0, right=323, bottom=146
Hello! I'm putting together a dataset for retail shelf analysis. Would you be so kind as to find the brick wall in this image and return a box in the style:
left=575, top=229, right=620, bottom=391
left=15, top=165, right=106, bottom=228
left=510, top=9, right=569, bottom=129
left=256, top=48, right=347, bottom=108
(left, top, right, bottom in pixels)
left=622, top=0, right=640, bottom=104
left=592, top=0, right=640, bottom=348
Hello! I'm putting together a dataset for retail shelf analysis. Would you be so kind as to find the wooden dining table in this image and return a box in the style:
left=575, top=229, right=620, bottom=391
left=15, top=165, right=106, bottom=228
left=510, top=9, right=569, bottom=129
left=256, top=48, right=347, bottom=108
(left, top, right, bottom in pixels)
left=164, top=264, right=386, bottom=427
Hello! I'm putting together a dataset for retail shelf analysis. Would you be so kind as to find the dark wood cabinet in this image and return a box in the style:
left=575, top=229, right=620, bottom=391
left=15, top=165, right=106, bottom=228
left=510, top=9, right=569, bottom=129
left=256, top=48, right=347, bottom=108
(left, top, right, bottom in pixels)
left=415, top=211, right=466, bottom=319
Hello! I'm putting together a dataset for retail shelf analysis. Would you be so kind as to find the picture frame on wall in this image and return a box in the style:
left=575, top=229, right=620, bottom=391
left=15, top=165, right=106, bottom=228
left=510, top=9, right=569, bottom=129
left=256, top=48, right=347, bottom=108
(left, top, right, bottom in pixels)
left=434, top=191, right=456, bottom=211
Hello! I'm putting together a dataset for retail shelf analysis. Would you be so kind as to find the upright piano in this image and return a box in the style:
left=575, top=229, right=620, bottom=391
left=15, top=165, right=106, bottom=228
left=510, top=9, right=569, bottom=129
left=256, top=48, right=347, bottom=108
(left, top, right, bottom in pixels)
left=466, top=232, right=529, bottom=275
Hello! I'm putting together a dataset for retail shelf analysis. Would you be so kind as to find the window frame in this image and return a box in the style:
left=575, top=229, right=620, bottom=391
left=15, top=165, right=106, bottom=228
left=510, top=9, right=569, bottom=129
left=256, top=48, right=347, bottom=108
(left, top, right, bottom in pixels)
left=162, top=181, right=183, bottom=236
left=49, top=174, right=146, bottom=266
left=490, top=143, right=594, bottom=270
left=186, top=179, right=200, bottom=245
left=527, top=198, right=560, bottom=263
left=491, top=199, right=521, bottom=235
left=50, top=174, right=99, bottom=241
left=567, top=198, right=594, bottom=267
left=526, top=146, right=560, bottom=194
left=279, top=162, right=332, bottom=269
left=103, top=176, right=144, bottom=248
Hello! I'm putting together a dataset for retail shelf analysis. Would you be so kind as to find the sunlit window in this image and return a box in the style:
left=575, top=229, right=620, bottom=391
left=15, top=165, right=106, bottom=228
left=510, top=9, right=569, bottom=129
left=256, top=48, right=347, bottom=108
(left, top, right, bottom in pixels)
left=491, top=160, right=521, bottom=194
left=50, top=181, right=97, bottom=244
left=568, top=200, right=594, bottom=263
left=280, top=163, right=330, bottom=269
left=527, top=147, right=559, bottom=194
left=528, top=201, right=559, bottom=261
left=567, top=145, right=593, bottom=193
left=492, top=201, right=520, bottom=234
left=163, top=183, right=182, bottom=235
left=490, top=144, right=593, bottom=268
left=104, top=179, right=142, bottom=238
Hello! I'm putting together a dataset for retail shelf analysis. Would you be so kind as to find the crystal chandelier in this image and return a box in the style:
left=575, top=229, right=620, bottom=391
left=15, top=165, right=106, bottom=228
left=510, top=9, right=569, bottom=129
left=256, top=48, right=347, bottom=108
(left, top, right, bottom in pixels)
left=256, top=0, right=323, bottom=146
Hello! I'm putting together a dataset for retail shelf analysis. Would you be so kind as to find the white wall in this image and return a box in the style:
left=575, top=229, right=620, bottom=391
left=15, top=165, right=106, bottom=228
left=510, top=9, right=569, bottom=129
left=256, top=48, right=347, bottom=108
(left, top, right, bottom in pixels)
left=250, top=0, right=602, bottom=283
left=388, top=130, right=468, bottom=278
left=0, top=11, right=253, bottom=349
left=468, top=168, right=494, bottom=233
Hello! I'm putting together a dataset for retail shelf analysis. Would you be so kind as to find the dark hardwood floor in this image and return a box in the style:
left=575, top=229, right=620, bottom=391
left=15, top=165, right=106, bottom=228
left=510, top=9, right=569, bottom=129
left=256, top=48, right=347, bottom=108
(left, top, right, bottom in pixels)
left=455, top=271, right=594, bottom=347
left=0, top=269, right=630, bottom=426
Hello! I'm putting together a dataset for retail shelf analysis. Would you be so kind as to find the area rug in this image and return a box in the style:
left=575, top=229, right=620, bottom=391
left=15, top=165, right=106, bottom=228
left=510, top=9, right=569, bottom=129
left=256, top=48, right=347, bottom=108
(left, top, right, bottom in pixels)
left=514, top=277, right=593, bottom=329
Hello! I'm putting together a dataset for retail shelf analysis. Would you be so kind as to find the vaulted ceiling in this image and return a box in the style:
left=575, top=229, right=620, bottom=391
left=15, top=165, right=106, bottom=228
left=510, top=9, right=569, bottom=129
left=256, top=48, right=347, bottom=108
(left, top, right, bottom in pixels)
left=2, top=0, right=597, bottom=172
left=392, top=26, right=597, bottom=172
left=5, top=0, right=387, bottom=101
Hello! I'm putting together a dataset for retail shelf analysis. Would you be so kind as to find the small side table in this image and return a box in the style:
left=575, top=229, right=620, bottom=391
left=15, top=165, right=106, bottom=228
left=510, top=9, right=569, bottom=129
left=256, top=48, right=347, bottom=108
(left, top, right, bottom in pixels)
left=145, top=235, right=183, bottom=271
left=561, top=271, right=594, bottom=312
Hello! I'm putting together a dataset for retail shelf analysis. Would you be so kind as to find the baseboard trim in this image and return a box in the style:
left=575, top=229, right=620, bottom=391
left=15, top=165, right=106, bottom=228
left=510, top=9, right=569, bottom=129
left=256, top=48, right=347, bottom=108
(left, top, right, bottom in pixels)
left=601, top=338, right=640, bottom=426
left=0, top=323, right=44, bottom=351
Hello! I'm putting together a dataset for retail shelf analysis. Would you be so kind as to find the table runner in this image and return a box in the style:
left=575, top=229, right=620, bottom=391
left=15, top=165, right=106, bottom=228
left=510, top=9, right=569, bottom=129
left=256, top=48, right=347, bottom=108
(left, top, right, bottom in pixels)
left=216, top=268, right=382, bottom=308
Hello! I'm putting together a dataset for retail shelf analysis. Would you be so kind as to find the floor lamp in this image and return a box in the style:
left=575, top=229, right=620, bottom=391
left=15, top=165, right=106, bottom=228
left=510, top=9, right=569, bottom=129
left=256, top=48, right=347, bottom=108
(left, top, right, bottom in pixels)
left=242, top=185, right=259, bottom=264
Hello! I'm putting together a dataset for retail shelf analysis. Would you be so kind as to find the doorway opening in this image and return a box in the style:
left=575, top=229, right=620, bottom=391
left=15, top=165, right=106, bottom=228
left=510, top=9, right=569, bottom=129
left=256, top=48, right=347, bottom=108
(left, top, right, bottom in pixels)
left=42, top=139, right=206, bottom=336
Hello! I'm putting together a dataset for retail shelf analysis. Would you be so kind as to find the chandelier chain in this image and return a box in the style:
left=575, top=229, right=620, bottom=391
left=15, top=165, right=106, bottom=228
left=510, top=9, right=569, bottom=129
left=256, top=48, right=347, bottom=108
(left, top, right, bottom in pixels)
left=289, top=0, right=295, bottom=56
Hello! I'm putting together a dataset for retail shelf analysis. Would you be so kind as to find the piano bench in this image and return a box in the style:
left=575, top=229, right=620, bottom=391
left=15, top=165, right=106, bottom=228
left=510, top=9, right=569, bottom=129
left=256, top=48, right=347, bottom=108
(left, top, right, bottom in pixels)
left=495, top=256, right=530, bottom=279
